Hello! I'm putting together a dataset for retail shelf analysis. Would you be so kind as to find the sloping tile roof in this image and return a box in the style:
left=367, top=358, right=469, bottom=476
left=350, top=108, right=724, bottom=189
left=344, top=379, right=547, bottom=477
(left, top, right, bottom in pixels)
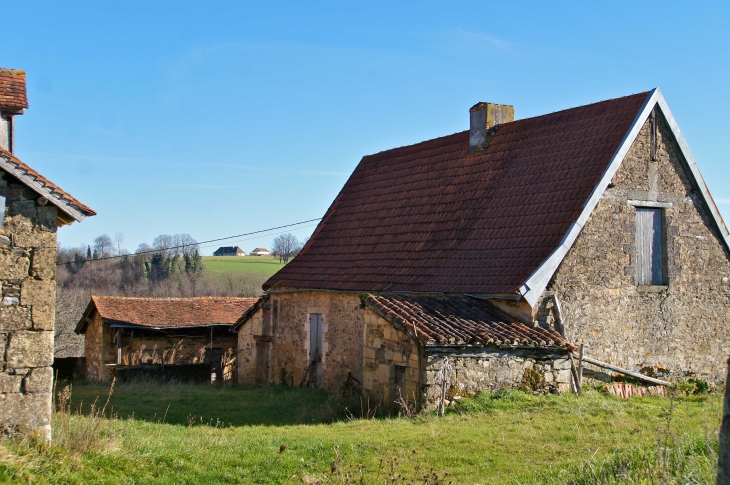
left=265, top=92, right=651, bottom=294
left=231, top=296, right=265, bottom=331
left=76, top=296, right=259, bottom=332
left=0, top=147, right=96, bottom=220
left=364, top=293, right=574, bottom=350
left=0, top=69, right=28, bottom=112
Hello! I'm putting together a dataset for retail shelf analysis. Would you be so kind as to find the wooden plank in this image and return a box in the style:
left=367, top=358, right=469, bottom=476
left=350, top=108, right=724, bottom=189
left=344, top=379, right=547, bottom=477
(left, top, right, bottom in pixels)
left=717, top=357, right=730, bottom=484
left=577, top=344, right=584, bottom=394
left=550, top=294, right=566, bottom=338
left=580, top=355, right=671, bottom=386
left=636, top=208, right=652, bottom=285
left=651, top=208, right=663, bottom=284
left=116, top=329, right=122, bottom=365
left=650, top=109, right=657, bottom=161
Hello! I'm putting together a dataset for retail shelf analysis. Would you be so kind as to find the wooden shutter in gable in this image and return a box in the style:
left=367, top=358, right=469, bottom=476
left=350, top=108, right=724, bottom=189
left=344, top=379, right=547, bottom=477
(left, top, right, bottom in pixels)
left=636, top=208, right=664, bottom=285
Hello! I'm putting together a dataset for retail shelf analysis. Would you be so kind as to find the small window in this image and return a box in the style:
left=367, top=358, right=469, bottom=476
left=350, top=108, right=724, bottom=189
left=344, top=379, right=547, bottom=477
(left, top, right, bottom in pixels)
left=636, top=207, right=665, bottom=285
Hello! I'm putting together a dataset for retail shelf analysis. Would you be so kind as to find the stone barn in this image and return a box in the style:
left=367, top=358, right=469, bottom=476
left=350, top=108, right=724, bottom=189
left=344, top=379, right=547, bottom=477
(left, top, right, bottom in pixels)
left=76, top=296, right=257, bottom=382
left=234, top=89, right=730, bottom=411
left=0, top=67, right=96, bottom=437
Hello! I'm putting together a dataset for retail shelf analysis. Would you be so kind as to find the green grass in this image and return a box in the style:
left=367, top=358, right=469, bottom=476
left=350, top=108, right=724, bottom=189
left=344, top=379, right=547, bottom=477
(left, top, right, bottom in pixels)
left=202, top=256, right=286, bottom=277
left=0, top=383, right=722, bottom=484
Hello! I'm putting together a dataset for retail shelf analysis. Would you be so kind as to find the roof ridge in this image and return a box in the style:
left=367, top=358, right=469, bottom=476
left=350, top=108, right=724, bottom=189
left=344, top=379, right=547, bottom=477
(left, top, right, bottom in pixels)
left=512, top=91, right=652, bottom=125
left=361, top=92, right=651, bottom=161
left=92, top=295, right=258, bottom=301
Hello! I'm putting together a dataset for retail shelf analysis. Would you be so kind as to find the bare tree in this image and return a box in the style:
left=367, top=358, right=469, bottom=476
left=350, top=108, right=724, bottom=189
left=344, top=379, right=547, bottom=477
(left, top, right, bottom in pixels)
left=272, top=233, right=299, bottom=263
left=136, top=242, right=154, bottom=254
left=152, top=234, right=174, bottom=257
left=93, top=234, right=114, bottom=259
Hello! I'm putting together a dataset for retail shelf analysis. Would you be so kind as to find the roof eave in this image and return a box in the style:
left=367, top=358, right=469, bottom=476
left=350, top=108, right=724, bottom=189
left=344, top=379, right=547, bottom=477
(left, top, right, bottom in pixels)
left=0, top=154, right=94, bottom=223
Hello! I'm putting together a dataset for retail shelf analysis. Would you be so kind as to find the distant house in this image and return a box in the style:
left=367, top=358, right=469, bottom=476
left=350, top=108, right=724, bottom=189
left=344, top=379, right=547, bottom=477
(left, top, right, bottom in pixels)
left=76, top=296, right=258, bottom=382
left=0, top=67, right=95, bottom=439
left=234, top=90, right=730, bottom=411
left=250, top=247, right=270, bottom=256
left=213, top=246, right=245, bottom=256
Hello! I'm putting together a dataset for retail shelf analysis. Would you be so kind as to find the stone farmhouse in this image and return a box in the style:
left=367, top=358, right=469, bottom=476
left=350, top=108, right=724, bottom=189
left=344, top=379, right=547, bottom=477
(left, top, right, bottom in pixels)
left=213, top=246, right=245, bottom=256
left=0, top=68, right=96, bottom=437
left=233, top=89, right=730, bottom=410
left=76, top=296, right=258, bottom=382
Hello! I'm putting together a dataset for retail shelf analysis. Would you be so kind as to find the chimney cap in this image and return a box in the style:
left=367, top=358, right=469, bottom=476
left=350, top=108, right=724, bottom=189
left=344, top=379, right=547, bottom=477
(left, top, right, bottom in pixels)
left=469, top=102, right=514, bottom=153
left=0, top=68, right=28, bottom=114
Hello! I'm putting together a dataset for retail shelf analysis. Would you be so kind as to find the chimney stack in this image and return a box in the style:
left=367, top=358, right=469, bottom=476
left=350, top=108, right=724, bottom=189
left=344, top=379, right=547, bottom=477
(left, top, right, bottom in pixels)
left=469, top=102, right=514, bottom=153
left=0, top=68, right=29, bottom=153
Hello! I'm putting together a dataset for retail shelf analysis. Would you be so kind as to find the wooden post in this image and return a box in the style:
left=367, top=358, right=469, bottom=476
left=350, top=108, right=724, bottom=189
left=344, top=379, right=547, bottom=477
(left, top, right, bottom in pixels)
left=577, top=344, right=584, bottom=394
left=550, top=294, right=566, bottom=338
left=717, top=357, right=730, bottom=484
left=579, top=355, right=671, bottom=387
left=568, top=355, right=579, bottom=394
left=116, top=329, right=122, bottom=365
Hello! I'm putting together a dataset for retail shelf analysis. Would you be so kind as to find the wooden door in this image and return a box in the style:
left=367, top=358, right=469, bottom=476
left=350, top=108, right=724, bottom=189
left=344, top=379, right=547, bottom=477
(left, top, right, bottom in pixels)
left=391, top=365, right=406, bottom=410
left=309, top=314, right=323, bottom=386
left=205, top=348, right=224, bottom=383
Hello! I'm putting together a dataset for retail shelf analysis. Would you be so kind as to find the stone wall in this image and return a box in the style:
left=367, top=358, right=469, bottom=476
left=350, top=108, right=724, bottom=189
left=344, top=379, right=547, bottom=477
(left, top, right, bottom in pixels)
left=0, top=170, right=57, bottom=438
left=237, top=307, right=263, bottom=386
left=423, top=349, right=571, bottom=409
left=84, top=313, right=110, bottom=381
left=546, top=113, right=730, bottom=379
left=362, top=308, right=422, bottom=409
left=268, top=292, right=364, bottom=389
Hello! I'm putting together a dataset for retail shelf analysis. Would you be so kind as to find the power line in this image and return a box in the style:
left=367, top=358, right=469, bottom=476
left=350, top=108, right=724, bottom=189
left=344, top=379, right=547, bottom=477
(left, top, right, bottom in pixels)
left=57, top=217, right=321, bottom=266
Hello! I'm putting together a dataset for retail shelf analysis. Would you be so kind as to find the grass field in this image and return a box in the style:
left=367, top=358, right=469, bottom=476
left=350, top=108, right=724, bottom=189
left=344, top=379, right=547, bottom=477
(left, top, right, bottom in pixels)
left=0, top=382, right=721, bottom=484
left=202, top=256, right=286, bottom=277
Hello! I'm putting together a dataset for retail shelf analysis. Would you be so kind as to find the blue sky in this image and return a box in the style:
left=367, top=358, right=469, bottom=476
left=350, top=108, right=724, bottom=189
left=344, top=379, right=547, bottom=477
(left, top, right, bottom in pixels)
left=4, top=1, right=729, bottom=255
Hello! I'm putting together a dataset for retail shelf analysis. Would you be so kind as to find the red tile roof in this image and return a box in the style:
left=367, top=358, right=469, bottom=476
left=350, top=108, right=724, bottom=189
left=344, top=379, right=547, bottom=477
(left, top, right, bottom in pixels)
left=364, top=293, right=574, bottom=350
left=0, top=147, right=96, bottom=219
left=0, top=69, right=28, bottom=113
left=231, top=296, right=265, bottom=331
left=76, top=296, right=259, bottom=332
left=265, top=92, right=651, bottom=294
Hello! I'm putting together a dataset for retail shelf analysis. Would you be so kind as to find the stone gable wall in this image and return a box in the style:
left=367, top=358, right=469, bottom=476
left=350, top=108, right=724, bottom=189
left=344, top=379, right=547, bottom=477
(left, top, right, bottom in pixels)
left=545, top=113, right=730, bottom=378
left=0, top=171, right=57, bottom=439
left=362, top=309, right=421, bottom=409
left=268, top=292, right=364, bottom=389
left=236, top=308, right=263, bottom=386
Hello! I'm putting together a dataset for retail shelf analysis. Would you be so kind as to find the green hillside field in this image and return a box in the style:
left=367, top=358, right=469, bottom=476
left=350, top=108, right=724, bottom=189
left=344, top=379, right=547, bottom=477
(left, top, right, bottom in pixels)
left=202, top=256, right=286, bottom=277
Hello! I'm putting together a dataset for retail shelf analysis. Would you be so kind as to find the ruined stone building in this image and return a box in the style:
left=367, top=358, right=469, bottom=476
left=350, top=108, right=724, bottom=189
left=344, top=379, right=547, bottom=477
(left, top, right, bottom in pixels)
left=77, top=296, right=258, bottom=382
left=0, top=68, right=96, bottom=437
left=234, top=89, right=730, bottom=410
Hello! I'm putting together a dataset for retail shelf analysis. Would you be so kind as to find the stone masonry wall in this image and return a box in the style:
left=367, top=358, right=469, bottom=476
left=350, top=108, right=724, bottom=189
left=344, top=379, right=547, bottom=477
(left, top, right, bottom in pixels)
left=84, top=313, right=109, bottom=381
left=547, top=113, right=730, bottom=378
left=269, top=292, right=364, bottom=389
left=0, top=170, right=57, bottom=438
left=362, top=309, right=422, bottom=410
left=237, top=307, right=263, bottom=386
left=423, top=349, right=571, bottom=410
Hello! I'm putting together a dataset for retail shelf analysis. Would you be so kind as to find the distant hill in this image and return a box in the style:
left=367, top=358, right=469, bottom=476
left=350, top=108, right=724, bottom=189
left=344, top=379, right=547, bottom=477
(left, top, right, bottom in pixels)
left=202, top=256, right=286, bottom=278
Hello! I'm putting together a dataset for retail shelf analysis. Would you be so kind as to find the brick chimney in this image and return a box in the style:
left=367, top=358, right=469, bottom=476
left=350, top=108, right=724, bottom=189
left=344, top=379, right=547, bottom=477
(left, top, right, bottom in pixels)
left=469, top=102, right=513, bottom=153
left=0, top=68, right=29, bottom=153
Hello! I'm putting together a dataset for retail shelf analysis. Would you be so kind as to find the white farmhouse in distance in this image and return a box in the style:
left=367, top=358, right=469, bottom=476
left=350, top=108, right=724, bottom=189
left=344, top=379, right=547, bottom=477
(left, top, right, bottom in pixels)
left=250, top=247, right=270, bottom=256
